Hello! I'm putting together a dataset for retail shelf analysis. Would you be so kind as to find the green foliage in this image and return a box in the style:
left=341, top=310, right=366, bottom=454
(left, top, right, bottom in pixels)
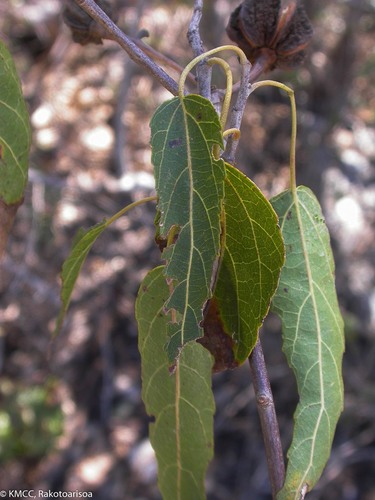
left=55, top=220, right=108, bottom=334
left=270, top=186, right=345, bottom=499
left=136, top=266, right=214, bottom=500
left=55, top=196, right=157, bottom=334
left=0, top=40, right=31, bottom=204
left=150, top=95, right=225, bottom=361
left=55, top=55, right=345, bottom=499
left=213, top=163, right=284, bottom=364
left=0, top=380, right=63, bottom=461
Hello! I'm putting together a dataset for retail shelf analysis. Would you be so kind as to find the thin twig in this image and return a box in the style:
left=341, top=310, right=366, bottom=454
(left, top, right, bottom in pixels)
left=113, top=0, right=148, bottom=176
left=74, top=0, right=179, bottom=95
left=187, top=0, right=211, bottom=99
left=248, top=339, right=285, bottom=498
left=132, top=37, right=197, bottom=87
left=113, top=57, right=134, bottom=176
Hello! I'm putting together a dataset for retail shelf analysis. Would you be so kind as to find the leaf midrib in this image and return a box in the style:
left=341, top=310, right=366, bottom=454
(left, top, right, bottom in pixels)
left=172, top=97, right=195, bottom=499
left=291, top=187, right=325, bottom=498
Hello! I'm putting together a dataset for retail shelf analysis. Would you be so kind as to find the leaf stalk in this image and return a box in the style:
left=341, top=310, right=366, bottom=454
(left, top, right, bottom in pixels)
left=251, top=80, right=297, bottom=191
left=105, top=196, right=157, bottom=227
left=207, top=57, right=233, bottom=130
left=178, top=45, right=248, bottom=100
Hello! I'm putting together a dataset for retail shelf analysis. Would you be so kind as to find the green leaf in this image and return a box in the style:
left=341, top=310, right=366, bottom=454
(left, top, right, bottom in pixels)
left=209, top=164, right=285, bottom=365
left=0, top=40, right=31, bottom=204
left=55, top=197, right=157, bottom=333
left=150, top=95, right=225, bottom=361
left=201, top=164, right=285, bottom=369
left=270, top=186, right=345, bottom=499
left=136, top=266, right=214, bottom=500
left=55, top=220, right=107, bottom=333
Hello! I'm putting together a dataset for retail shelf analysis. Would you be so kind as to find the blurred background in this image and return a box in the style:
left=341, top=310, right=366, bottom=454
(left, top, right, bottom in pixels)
left=0, top=0, right=374, bottom=498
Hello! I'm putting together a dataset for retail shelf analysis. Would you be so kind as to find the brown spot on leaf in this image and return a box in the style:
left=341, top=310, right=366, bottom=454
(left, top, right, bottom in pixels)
left=154, top=222, right=180, bottom=252
left=198, top=298, right=239, bottom=373
left=168, top=137, right=183, bottom=149
left=154, top=233, right=168, bottom=252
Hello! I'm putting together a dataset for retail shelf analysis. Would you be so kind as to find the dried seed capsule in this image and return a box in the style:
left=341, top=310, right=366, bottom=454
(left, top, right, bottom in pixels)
left=227, top=0, right=313, bottom=76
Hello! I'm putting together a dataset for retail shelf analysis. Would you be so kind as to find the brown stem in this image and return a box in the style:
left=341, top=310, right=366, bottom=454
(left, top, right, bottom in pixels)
left=113, top=1, right=146, bottom=176
left=74, top=0, right=179, bottom=95
left=248, top=339, right=285, bottom=498
left=187, top=0, right=212, bottom=99
left=0, top=198, right=23, bottom=261
left=131, top=37, right=197, bottom=88
left=248, top=50, right=276, bottom=82
left=222, top=50, right=275, bottom=165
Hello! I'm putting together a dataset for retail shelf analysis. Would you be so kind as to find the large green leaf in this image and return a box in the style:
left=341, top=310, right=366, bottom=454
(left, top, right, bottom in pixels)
left=136, top=266, right=214, bottom=500
left=270, top=186, right=345, bottom=499
left=202, top=164, right=284, bottom=368
left=150, top=95, right=225, bottom=361
left=0, top=40, right=31, bottom=257
left=0, top=40, right=31, bottom=204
